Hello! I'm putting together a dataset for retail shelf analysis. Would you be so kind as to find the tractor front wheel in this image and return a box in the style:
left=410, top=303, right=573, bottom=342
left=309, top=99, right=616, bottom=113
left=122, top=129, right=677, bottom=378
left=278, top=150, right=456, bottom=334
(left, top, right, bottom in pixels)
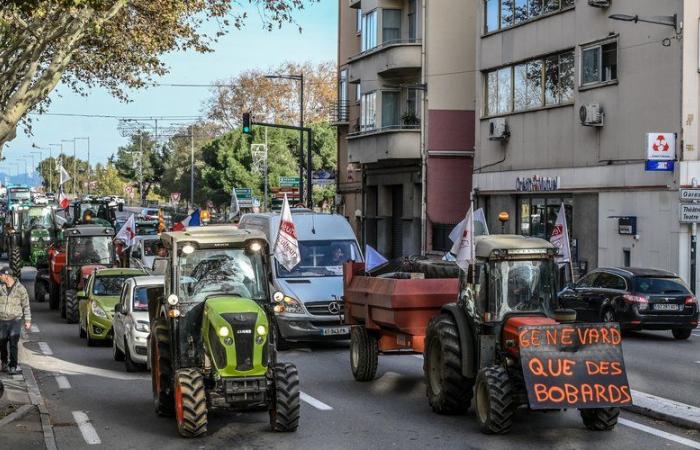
left=424, top=314, right=473, bottom=415
left=580, top=407, right=619, bottom=431
left=350, top=326, right=378, bottom=381
left=174, top=369, right=207, bottom=438
left=65, top=289, right=79, bottom=324
left=9, top=245, right=21, bottom=279
left=269, top=363, right=300, bottom=432
left=474, top=365, right=514, bottom=434
left=151, top=320, right=174, bottom=416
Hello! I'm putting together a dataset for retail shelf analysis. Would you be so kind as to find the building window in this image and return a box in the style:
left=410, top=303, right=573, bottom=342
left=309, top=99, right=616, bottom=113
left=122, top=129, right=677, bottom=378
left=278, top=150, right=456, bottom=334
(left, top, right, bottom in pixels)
left=355, top=83, right=362, bottom=103
left=382, top=91, right=400, bottom=127
left=382, top=9, right=402, bottom=44
left=362, top=10, right=377, bottom=51
left=581, top=40, right=617, bottom=86
left=339, top=69, right=348, bottom=121
left=518, top=197, right=572, bottom=240
left=484, top=49, right=574, bottom=116
left=356, top=9, right=362, bottom=34
left=432, top=223, right=458, bottom=252
left=408, top=0, right=417, bottom=40
left=484, top=0, right=574, bottom=33
left=361, top=92, right=377, bottom=131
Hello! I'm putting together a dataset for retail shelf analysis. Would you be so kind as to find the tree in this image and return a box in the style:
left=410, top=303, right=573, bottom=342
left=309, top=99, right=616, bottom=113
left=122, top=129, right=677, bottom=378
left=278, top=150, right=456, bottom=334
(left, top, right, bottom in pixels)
left=112, top=131, right=166, bottom=199
left=92, top=162, right=126, bottom=196
left=37, top=154, right=88, bottom=194
left=0, top=0, right=319, bottom=150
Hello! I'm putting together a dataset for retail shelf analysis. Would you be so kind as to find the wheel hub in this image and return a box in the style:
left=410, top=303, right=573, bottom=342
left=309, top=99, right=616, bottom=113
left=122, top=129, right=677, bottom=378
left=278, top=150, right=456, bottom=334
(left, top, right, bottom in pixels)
left=476, top=379, right=489, bottom=424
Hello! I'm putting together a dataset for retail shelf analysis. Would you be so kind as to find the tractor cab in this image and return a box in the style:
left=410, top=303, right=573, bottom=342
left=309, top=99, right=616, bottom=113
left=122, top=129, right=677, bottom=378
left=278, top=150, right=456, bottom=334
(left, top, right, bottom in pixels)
left=21, top=205, right=55, bottom=267
left=70, top=196, right=122, bottom=228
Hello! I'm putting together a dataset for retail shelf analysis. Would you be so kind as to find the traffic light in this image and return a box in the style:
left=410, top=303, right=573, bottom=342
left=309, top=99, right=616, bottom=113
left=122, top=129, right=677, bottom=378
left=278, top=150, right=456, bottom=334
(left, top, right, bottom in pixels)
left=242, top=112, right=252, bottom=135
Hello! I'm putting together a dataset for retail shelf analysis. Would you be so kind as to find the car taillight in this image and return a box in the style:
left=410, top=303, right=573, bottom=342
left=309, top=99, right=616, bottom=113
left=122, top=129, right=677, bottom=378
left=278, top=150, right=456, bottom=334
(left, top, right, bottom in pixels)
left=623, top=293, right=649, bottom=310
left=685, top=296, right=697, bottom=306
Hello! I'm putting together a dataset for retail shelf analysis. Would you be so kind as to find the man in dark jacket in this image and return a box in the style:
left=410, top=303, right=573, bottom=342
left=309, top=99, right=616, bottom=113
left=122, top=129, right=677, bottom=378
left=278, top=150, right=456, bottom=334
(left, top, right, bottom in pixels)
left=0, top=267, right=31, bottom=375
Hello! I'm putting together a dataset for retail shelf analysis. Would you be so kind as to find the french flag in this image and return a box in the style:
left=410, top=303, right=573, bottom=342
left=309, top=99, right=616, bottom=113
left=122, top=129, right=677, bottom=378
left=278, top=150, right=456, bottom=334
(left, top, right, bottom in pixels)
left=171, top=208, right=201, bottom=231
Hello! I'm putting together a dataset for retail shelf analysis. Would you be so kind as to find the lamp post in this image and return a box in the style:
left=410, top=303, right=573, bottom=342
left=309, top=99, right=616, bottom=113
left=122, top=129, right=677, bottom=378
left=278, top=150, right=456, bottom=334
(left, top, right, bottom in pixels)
left=608, top=13, right=681, bottom=33
left=75, top=137, right=90, bottom=193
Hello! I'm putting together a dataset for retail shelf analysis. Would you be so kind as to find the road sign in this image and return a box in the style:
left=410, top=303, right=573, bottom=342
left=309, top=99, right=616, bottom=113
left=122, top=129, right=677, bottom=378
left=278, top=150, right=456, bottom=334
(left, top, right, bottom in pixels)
left=170, top=192, right=181, bottom=203
left=124, top=185, right=133, bottom=194
left=681, top=189, right=700, bottom=202
left=645, top=160, right=674, bottom=172
left=279, top=176, right=300, bottom=188
left=647, top=133, right=675, bottom=161
left=680, top=204, right=700, bottom=223
left=235, top=188, right=253, bottom=208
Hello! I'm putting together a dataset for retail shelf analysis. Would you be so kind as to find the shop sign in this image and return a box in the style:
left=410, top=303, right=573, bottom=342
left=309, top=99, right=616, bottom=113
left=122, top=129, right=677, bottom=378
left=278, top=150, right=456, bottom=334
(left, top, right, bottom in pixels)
left=646, top=133, right=676, bottom=161
left=617, top=217, right=637, bottom=235
left=516, top=176, right=560, bottom=192
left=644, top=160, right=674, bottom=172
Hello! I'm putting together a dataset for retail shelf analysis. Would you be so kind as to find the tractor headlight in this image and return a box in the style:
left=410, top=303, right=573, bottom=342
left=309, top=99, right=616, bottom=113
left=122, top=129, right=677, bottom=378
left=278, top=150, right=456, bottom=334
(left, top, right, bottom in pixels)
left=181, top=244, right=195, bottom=255
left=256, top=325, right=267, bottom=336
left=91, top=302, right=107, bottom=318
left=166, top=294, right=179, bottom=306
left=134, top=321, right=149, bottom=333
left=30, top=236, right=38, bottom=242
left=42, top=236, right=51, bottom=242
left=218, top=326, right=230, bottom=337
left=282, top=296, right=304, bottom=314
left=248, top=241, right=262, bottom=253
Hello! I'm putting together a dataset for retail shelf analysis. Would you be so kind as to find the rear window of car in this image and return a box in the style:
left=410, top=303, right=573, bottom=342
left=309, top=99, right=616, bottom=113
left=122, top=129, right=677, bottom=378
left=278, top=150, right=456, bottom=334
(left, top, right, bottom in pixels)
left=133, top=286, right=163, bottom=312
left=634, top=277, right=690, bottom=295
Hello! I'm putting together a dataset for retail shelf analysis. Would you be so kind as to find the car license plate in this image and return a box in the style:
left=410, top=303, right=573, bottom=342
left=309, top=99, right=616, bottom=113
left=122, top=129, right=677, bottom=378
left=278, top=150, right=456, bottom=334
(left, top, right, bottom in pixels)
left=321, top=326, right=350, bottom=336
left=654, top=303, right=680, bottom=311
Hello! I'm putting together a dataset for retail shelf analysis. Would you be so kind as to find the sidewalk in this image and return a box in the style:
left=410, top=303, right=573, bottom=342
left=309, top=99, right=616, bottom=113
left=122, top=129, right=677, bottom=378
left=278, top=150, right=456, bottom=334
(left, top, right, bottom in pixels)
left=0, top=364, right=44, bottom=448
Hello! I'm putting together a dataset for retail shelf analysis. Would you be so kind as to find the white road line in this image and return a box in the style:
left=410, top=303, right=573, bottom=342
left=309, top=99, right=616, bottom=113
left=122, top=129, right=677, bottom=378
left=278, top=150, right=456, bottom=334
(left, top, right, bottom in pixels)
left=72, top=411, right=101, bottom=445
left=38, top=342, right=53, bottom=356
left=619, top=418, right=700, bottom=449
left=30, top=324, right=39, bottom=333
left=695, top=361, right=700, bottom=365
left=300, top=392, right=333, bottom=411
left=54, top=375, right=71, bottom=390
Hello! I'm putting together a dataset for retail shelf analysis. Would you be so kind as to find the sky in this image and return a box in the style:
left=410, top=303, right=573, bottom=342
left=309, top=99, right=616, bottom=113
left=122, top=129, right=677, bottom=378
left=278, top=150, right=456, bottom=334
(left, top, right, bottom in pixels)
left=3, top=1, right=338, bottom=184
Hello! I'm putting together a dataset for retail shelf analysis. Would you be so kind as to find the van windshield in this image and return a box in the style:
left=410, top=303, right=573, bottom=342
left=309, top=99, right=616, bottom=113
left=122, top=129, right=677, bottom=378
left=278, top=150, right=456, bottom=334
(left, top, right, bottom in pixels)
left=276, top=240, right=362, bottom=278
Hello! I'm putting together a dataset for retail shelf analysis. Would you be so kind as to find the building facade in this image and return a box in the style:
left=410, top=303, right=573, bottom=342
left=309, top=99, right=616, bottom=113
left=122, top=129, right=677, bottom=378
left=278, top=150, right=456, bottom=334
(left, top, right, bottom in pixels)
left=474, top=0, right=700, bottom=289
left=336, top=0, right=476, bottom=258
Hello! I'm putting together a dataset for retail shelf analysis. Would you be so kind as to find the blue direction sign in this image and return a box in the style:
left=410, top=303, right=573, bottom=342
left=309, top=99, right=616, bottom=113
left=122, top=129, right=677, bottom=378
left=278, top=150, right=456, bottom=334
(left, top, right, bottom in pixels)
left=645, top=160, right=674, bottom=172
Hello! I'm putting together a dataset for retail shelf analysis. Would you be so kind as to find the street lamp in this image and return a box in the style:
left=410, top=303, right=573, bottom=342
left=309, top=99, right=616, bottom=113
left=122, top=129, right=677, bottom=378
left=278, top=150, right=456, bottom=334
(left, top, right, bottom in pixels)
left=609, top=13, right=681, bottom=34
left=75, top=137, right=91, bottom=194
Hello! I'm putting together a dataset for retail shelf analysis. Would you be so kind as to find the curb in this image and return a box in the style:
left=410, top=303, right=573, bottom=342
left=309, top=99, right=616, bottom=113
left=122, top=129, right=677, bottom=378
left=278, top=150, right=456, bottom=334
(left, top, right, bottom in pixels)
left=23, top=365, right=57, bottom=450
left=0, top=403, right=35, bottom=428
left=624, top=390, right=700, bottom=432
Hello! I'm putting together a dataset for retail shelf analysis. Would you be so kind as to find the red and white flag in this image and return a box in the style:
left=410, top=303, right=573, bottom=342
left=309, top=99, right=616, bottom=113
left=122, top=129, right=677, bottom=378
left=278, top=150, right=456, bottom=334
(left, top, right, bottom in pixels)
left=273, top=194, right=300, bottom=271
left=115, top=214, right=137, bottom=248
left=58, top=186, right=70, bottom=209
left=451, top=206, right=475, bottom=270
left=550, top=204, right=571, bottom=263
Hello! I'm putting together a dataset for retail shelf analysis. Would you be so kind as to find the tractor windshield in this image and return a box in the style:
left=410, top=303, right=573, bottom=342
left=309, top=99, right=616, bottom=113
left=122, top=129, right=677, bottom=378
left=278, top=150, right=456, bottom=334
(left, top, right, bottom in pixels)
left=68, top=236, right=114, bottom=266
left=23, top=208, right=52, bottom=229
left=177, top=247, right=267, bottom=303
left=492, top=259, right=558, bottom=319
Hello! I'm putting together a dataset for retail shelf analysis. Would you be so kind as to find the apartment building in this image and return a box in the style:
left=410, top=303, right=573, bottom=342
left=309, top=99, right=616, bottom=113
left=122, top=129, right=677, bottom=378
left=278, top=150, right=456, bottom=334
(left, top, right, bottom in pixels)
left=474, top=0, right=700, bottom=288
left=336, top=0, right=476, bottom=258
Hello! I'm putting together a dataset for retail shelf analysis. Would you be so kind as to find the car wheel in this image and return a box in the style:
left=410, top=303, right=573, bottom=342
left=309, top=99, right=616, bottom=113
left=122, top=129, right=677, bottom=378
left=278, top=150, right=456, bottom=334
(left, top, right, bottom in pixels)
left=601, top=309, right=615, bottom=323
left=125, top=344, right=142, bottom=372
left=113, top=337, right=125, bottom=361
left=672, top=328, right=692, bottom=340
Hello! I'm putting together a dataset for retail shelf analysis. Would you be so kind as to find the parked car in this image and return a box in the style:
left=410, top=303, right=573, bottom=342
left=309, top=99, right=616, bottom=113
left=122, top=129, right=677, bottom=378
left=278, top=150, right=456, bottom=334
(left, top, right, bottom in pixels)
left=140, top=208, right=159, bottom=221
left=112, top=275, right=164, bottom=371
left=78, top=268, right=149, bottom=346
left=559, top=267, right=698, bottom=340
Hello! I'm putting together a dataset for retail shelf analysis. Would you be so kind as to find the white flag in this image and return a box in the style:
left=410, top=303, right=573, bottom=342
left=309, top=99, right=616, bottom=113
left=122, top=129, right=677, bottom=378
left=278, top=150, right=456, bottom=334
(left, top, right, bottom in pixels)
left=273, top=194, right=301, bottom=271
left=115, top=214, right=137, bottom=248
left=550, top=204, right=571, bottom=263
left=229, top=188, right=240, bottom=220
left=59, top=163, right=71, bottom=186
left=449, top=207, right=489, bottom=245
left=451, top=206, right=475, bottom=270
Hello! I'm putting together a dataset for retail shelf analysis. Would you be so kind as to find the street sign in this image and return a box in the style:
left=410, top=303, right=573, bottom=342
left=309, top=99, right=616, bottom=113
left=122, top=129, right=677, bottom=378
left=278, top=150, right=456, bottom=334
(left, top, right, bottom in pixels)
left=646, top=133, right=676, bottom=161
left=235, top=188, right=253, bottom=208
left=680, top=189, right=700, bottom=201
left=170, top=192, right=181, bottom=203
left=124, top=185, right=133, bottom=194
left=279, top=176, right=300, bottom=188
left=680, top=204, right=700, bottom=223
left=645, top=160, right=674, bottom=172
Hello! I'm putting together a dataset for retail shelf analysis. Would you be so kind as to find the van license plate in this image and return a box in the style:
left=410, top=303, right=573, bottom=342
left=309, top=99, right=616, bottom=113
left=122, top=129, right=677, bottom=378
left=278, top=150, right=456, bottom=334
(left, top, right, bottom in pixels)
left=322, top=326, right=350, bottom=336
left=654, top=304, right=679, bottom=311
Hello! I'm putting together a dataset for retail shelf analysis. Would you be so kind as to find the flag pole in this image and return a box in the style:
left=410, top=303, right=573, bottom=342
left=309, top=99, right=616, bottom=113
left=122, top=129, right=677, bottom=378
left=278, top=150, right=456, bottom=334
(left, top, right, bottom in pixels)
left=470, top=190, right=476, bottom=285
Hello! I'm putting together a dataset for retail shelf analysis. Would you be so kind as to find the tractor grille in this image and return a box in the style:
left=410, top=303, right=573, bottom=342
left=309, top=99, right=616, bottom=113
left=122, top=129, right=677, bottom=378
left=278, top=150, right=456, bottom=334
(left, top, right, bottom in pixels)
left=209, top=324, right=227, bottom=369
left=306, top=301, right=343, bottom=316
left=221, top=313, right=257, bottom=372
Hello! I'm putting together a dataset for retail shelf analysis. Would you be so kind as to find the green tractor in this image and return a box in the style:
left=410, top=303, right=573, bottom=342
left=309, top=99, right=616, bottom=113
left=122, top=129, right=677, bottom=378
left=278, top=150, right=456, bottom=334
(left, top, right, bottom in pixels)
left=1, top=204, right=55, bottom=277
left=149, top=227, right=300, bottom=438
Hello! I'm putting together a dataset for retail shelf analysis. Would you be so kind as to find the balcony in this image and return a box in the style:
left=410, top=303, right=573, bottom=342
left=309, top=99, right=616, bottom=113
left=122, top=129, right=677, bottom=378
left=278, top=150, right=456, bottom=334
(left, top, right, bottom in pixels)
left=347, top=126, right=421, bottom=164
left=331, top=101, right=351, bottom=126
left=349, top=0, right=360, bottom=8
left=348, top=40, right=422, bottom=81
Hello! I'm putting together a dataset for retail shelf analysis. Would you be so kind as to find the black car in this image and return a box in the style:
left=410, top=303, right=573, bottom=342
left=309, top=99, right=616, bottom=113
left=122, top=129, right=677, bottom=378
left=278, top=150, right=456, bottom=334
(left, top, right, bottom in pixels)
left=559, top=267, right=698, bottom=340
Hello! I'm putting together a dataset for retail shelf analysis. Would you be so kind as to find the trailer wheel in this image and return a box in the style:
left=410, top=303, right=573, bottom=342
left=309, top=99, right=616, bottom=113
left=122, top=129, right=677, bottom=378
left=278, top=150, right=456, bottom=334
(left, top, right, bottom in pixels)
left=580, top=407, right=619, bottom=431
left=424, top=314, right=473, bottom=415
left=49, top=278, right=59, bottom=310
left=350, top=326, right=378, bottom=381
left=65, top=289, right=79, bottom=324
left=474, top=365, right=514, bottom=434
left=270, top=363, right=300, bottom=432
left=151, top=319, right=174, bottom=416
left=174, top=369, right=207, bottom=438
left=9, top=245, right=21, bottom=279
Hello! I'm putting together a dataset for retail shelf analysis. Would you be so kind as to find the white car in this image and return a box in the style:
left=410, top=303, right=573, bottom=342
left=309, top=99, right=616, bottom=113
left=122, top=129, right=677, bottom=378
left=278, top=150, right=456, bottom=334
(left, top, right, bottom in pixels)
left=112, top=276, right=164, bottom=372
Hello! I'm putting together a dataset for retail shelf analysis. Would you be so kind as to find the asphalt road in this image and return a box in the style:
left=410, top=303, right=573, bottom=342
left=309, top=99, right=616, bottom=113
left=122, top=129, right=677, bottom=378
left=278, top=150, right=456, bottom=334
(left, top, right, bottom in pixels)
left=13, top=268, right=700, bottom=449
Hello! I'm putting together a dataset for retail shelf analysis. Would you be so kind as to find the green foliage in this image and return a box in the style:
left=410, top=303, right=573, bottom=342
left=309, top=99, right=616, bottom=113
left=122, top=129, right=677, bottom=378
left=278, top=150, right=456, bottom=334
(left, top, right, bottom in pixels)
left=112, top=131, right=167, bottom=198
left=92, top=162, right=126, bottom=196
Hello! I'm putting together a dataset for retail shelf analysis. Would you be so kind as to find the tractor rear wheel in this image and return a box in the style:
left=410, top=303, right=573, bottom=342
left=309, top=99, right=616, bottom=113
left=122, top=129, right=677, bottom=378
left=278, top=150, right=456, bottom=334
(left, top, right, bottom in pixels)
left=350, top=326, right=378, bottom=381
left=269, top=363, right=300, bottom=432
left=65, top=289, right=79, bottom=324
left=9, top=245, right=21, bottom=279
left=174, top=369, right=207, bottom=438
left=580, top=407, right=619, bottom=431
left=474, top=365, right=514, bottom=434
left=49, top=279, right=59, bottom=310
left=424, top=314, right=473, bottom=415
left=151, top=319, right=174, bottom=416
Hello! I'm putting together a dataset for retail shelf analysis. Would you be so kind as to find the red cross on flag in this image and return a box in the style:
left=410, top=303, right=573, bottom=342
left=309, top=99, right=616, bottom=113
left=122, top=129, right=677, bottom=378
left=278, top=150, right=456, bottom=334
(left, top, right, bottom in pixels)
left=550, top=204, right=571, bottom=263
left=115, top=214, right=137, bottom=248
left=273, top=194, right=300, bottom=272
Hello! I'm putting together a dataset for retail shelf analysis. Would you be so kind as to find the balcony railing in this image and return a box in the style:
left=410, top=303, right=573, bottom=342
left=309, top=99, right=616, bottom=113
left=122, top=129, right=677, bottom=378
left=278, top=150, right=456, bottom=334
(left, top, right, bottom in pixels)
left=348, top=123, right=420, bottom=138
left=332, top=101, right=351, bottom=125
left=349, top=38, right=422, bottom=63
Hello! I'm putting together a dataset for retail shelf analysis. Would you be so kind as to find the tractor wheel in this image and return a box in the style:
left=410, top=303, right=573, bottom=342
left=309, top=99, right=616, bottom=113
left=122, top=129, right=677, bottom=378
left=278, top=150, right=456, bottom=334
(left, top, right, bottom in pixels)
left=151, top=320, right=174, bottom=416
left=9, top=245, right=21, bottom=279
left=65, top=289, right=79, bottom=324
left=174, top=369, right=207, bottom=438
left=112, top=337, right=125, bottom=361
left=424, top=314, right=473, bottom=415
left=580, top=407, right=619, bottom=431
left=34, top=281, right=47, bottom=303
left=60, top=289, right=66, bottom=318
left=49, top=279, right=59, bottom=310
left=350, top=326, right=378, bottom=382
left=269, top=363, right=300, bottom=432
left=474, top=365, right=514, bottom=434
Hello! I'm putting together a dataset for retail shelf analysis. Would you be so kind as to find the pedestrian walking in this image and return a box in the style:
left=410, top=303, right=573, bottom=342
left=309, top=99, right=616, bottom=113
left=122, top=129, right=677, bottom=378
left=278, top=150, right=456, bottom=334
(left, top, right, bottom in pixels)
left=0, top=267, right=31, bottom=375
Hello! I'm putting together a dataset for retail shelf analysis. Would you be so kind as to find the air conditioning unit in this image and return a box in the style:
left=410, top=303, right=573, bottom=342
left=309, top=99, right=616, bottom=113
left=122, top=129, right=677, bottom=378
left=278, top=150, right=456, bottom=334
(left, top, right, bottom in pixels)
left=580, top=103, right=604, bottom=127
left=588, top=0, right=611, bottom=8
left=489, top=118, right=509, bottom=141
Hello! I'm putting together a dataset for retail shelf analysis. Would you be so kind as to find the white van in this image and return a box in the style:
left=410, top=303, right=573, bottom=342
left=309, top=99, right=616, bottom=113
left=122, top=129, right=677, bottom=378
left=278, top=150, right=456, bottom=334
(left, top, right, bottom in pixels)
left=239, top=210, right=362, bottom=347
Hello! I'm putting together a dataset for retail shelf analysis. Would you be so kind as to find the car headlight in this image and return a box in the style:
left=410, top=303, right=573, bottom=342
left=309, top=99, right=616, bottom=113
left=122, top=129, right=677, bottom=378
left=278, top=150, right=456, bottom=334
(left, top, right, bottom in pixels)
left=281, top=296, right=304, bottom=314
left=91, top=302, right=107, bottom=318
left=134, top=321, right=149, bottom=333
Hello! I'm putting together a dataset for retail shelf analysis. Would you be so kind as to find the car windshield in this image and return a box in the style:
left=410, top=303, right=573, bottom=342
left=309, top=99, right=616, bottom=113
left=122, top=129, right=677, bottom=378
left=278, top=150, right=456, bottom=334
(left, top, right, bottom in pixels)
left=276, top=240, right=362, bottom=278
left=634, top=277, right=690, bottom=295
left=178, top=247, right=267, bottom=302
left=9, top=189, right=30, bottom=202
left=68, top=236, right=113, bottom=265
left=133, top=286, right=162, bottom=311
left=492, top=259, right=557, bottom=319
left=93, top=276, right=129, bottom=296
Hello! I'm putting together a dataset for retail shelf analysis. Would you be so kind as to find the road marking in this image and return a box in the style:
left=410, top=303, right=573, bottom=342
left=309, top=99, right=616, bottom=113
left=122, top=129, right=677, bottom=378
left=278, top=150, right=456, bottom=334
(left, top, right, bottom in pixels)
left=30, top=324, right=39, bottom=333
left=693, top=333, right=700, bottom=338
left=72, top=411, right=101, bottom=445
left=300, top=392, right=333, bottom=411
left=619, top=418, right=700, bottom=449
left=54, top=375, right=71, bottom=390
left=38, top=342, right=53, bottom=356
left=695, top=361, right=700, bottom=364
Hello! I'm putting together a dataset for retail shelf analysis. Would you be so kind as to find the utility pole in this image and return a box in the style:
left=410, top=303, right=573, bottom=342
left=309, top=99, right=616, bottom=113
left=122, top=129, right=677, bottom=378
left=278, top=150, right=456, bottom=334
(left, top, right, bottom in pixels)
left=139, top=135, right=144, bottom=206
left=76, top=137, right=90, bottom=194
left=190, top=127, right=194, bottom=207
left=265, top=127, right=269, bottom=212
